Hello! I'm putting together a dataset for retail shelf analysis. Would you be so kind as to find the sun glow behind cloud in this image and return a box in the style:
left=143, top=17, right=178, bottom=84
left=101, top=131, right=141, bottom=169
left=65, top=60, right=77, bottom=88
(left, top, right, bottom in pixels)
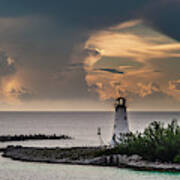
left=2, top=78, right=21, bottom=103
left=83, top=20, right=180, bottom=106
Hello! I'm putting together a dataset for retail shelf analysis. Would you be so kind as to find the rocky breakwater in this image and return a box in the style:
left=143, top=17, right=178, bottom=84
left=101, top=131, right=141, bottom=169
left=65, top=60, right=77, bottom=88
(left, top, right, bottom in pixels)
left=90, top=154, right=180, bottom=172
left=2, top=146, right=180, bottom=172
left=0, top=134, right=72, bottom=142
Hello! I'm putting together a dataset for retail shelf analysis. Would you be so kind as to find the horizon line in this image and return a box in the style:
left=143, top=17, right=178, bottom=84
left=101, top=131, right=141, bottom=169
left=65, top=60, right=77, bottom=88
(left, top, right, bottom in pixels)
left=0, top=109, right=179, bottom=112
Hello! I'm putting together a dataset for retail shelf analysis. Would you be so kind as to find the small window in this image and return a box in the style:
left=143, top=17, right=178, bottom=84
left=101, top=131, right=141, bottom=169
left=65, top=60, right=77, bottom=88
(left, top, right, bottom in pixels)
left=124, top=116, right=127, bottom=120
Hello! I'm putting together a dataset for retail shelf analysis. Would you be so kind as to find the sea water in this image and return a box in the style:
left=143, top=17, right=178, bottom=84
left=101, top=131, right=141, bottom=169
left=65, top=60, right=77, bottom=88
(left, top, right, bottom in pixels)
left=0, top=111, right=180, bottom=180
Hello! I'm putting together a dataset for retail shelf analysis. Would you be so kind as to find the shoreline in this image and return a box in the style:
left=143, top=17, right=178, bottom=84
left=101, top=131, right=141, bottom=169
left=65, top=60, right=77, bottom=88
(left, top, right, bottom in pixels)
left=2, top=146, right=180, bottom=173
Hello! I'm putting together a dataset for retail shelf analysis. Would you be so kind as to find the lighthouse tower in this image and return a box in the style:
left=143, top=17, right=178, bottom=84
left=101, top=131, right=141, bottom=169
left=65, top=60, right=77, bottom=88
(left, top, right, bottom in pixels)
left=111, top=97, right=129, bottom=146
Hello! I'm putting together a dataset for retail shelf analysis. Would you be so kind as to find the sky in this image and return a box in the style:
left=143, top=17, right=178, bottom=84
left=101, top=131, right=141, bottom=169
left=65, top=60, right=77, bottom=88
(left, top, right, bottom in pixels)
left=0, top=0, right=179, bottom=111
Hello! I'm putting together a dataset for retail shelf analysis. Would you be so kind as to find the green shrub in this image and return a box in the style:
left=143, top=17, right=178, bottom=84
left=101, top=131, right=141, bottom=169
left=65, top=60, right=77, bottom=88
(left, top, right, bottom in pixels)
left=113, top=120, right=180, bottom=163
left=173, top=154, right=180, bottom=163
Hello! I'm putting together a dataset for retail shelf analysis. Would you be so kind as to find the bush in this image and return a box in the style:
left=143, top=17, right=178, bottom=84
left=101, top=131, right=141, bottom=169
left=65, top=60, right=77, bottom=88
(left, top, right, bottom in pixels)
left=173, top=154, right=180, bottom=163
left=113, top=120, right=180, bottom=163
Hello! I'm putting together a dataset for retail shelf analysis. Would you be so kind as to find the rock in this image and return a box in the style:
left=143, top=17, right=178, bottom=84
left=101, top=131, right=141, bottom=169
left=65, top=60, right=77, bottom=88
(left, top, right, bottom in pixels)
left=127, top=155, right=142, bottom=162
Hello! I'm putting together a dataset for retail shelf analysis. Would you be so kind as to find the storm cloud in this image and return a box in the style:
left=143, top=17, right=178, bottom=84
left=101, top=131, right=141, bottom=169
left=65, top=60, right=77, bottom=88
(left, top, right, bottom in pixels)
left=95, top=68, right=124, bottom=74
left=0, top=0, right=179, bottom=110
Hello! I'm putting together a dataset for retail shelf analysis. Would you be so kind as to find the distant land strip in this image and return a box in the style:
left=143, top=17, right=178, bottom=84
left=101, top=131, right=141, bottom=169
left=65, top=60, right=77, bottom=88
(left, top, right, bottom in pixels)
left=0, top=134, right=72, bottom=142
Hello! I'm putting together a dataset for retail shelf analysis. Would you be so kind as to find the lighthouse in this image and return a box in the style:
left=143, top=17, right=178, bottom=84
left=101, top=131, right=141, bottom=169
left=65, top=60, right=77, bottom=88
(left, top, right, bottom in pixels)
left=111, top=97, right=129, bottom=146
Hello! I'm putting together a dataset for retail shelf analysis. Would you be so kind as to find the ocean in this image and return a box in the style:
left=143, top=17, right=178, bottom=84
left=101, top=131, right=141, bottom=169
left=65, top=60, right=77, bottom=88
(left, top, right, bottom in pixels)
left=0, top=111, right=180, bottom=180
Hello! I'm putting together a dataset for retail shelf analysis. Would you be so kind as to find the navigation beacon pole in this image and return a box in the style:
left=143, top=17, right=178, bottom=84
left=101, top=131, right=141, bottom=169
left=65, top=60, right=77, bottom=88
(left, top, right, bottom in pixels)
left=97, top=127, right=104, bottom=147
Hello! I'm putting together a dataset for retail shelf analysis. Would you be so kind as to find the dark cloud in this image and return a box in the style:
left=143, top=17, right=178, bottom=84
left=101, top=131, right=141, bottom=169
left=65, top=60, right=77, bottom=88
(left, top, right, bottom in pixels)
left=142, top=0, right=180, bottom=41
left=83, top=48, right=101, bottom=57
left=174, top=83, right=180, bottom=91
left=9, top=87, right=33, bottom=101
left=52, top=63, right=83, bottom=80
left=0, top=0, right=179, bottom=41
left=67, top=63, right=83, bottom=71
left=154, top=70, right=162, bottom=73
left=0, top=0, right=150, bottom=29
left=169, top=80, right=180, bottom=91
left=0, top=0, right=178, bottom=109
left=95, top=68, right=124, bottom=74
left=0, top=51, right=16, bottom=76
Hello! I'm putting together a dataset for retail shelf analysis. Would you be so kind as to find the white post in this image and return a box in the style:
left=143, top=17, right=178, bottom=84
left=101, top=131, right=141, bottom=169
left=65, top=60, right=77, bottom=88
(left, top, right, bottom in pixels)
left=97, top=127, right=104, bottom=146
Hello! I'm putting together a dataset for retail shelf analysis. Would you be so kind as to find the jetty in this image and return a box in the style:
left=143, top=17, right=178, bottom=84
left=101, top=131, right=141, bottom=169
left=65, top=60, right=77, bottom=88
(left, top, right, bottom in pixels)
left=2, top=145, right=180, bottom=172
left=0, top=134, right=72, bottom=142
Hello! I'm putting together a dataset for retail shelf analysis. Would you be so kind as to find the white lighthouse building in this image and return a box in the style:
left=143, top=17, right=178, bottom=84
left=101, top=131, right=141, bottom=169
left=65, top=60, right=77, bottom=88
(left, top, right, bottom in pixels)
left=111, top=97, right=129, bottom=146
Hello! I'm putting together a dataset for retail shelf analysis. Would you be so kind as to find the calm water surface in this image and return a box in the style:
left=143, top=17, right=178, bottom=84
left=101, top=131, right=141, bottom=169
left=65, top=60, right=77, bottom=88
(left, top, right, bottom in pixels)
left=0, top=111, right=180, bottom=180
